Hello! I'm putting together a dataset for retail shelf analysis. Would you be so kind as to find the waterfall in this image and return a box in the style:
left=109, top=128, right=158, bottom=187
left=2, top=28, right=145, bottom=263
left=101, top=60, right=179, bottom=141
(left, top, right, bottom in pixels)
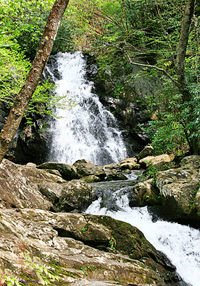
left=86, top=184, right=200, bottom=286
left=47, top=52, right=127, bottom=165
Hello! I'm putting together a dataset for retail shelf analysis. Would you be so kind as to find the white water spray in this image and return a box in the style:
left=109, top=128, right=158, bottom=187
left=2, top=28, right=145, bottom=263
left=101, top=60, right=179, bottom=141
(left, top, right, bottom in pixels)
left=86, top=189, right=200, bottom=286
left=48, top=52, right=127, bottom=165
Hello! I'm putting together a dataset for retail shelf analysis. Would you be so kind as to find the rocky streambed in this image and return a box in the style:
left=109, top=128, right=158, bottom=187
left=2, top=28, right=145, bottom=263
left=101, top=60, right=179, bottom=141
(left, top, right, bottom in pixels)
left=0, top=152, right=199, bottom=285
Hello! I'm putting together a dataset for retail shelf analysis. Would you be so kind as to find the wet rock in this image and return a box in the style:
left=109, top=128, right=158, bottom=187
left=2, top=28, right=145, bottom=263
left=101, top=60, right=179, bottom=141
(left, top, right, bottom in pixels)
left=105, top=170, right=128, bottom=181
left=129, top=179, right=160, bottom=207
left=80, top=175, right=101, bottom=183
left=0, top=209, right=184, bottom=285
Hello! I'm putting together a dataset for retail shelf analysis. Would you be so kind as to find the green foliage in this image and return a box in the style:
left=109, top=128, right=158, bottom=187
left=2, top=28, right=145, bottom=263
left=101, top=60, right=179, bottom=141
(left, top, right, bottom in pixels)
left=109, top=237, right=116, bottom=250
left=0, top=0, right=74, bottom=126
left=4, top=276, right=24, bottom=286
left=4, top=255, right=60, bottom=286
left=1, top=0, right=75, bottom=60
left=0, top=33, right=30, bottom=104
left=67, top=0, right=200, bottom=154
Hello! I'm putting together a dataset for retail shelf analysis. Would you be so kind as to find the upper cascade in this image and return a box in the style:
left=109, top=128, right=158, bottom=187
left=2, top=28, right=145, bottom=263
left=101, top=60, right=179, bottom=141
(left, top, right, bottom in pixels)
left=46, top=52, right=127, bottom=165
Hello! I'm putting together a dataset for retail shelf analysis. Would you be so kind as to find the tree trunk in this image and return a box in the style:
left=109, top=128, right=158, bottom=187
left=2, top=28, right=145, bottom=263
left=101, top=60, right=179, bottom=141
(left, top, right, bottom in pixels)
left=176, top=0, right=200, bottom=154
left=0, top=0, right=69, bottom=162
left=176, top=0, right=195, bottom=101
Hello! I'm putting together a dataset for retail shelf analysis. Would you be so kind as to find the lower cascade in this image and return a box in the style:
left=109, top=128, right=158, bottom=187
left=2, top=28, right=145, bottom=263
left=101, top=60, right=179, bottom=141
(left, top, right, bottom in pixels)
left=86, top=182, right=200, bottom=286
left=47, top=52, right=127, bottom=165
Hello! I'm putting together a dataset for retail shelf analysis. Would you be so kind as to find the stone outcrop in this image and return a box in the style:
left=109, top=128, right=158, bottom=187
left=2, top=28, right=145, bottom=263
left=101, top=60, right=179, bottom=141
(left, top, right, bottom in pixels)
left=129, top=155, right=200, bottom=226
left=119, top=157, right=140, bottom=170
left=139, top=154, right=172, bottom=168
left=0, top=159, right=95, bottom=212
left=37, top=162, right=80, bottom=180
left=0, top=209, right=184, bottom=285
left=73, top=159, right=106, bottom=180
left=155, top=155, right=200, bottom=224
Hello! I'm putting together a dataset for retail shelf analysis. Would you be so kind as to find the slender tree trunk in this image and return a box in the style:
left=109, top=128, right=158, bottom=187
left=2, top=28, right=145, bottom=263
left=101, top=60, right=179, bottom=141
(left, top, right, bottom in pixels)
left=0, top=0, right=69, bottom=162
left=176, top=0, right=195, bottom=101
left=175, top=0, right=200, bottom=154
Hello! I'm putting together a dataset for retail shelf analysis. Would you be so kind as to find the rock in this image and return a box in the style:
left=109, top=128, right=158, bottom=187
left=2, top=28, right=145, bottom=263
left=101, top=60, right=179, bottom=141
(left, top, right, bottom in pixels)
left=119, top=157, right=140, bottom=170
left=80, top=175, right=101, bottom=183
left=105, top=170, right=128, bottom=181
left=103, top=163, right=119, bottom=170
left=139, top=154, right=172, bottom=168
left=0, top=159, right=54, bottom=210
left=37, top=162, right=80, bottom=180
left=26, top=162, right=37, bottom=168
left=73, top=159, right=106, bottom=180
left=137, top=145, right=154, bottom=160
left=129, top=179, right=160, bottom=207
left=58, top=180, right=96, bottom=212
left=0, top=208, right=183, bottom=285
left=155, top=156, right=200, bottom=224
left=0, top=159, right=95, bottom=213
left=181, top=155, right=200, bottom=169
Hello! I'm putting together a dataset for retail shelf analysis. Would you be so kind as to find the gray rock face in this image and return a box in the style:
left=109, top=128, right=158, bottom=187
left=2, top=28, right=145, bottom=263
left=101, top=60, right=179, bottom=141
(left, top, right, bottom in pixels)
left=73, top=159, right=106, bottom=180
left=0, top=159, right=95, bottom=212
left=156, top=156, right=200, bottom=223
left=37, top=162, right=80, bottom=180
left=0, top=209, right=183, bottom=285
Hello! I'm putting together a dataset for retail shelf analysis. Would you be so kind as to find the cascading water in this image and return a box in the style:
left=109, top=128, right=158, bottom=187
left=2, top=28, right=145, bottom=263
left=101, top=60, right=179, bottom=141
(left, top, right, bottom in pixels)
left=47, top=52, right=127, bottom=165
left=45, top=51, right=200, bottom=286
left=86, top=184, right=200, bottom=286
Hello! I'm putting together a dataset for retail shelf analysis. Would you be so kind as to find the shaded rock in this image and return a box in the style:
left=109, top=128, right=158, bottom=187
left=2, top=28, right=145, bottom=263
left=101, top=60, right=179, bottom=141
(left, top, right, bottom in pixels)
left=129, top=179, right=160, bottom=207
left=137, top=145, right=154, bottom=160
left=0, top=159, right=95, bottom=213
left=80, top=175, right=101, bottom=183
left=155, top=156, right=200, bottom=224
left=139, top=154, right=172, bottom=168
left=0, top=209, right=184, bottom=285
left=105, top=170, right=128, bottom=181
left=181, top=155, right=200, bottom=169
left=73, top=159, right=106, bottom=180
left=58, top=180, right=96, bottom=212
left=37, top=162, right=80, bottom=180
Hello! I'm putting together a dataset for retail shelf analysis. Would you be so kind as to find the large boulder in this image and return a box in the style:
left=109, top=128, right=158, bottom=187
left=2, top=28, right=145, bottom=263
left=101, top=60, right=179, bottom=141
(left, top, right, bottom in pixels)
left=139, top=154, right=172, bottom=168
left=0, top=159, right=54, bottom=210
left=137, top=145, right=154, bottom=160
left=155, top=155, right=200, bottom=224
left=0, top=209, right=185, bottom=285
left=0, top=159, right=95, bottom=213
left=58, top=180, right=96, bottom=212
left=129, top=179, right=161, bottom=207
left=119, top=157, right=140, bottom=170
left=73, top=159, right=106, bottom=180
left=37, top=162, right=80, bottom=180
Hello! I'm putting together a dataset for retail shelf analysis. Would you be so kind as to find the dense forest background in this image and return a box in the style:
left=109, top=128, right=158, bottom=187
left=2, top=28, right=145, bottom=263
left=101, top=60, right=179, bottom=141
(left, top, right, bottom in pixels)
left=0, top=0, right=200, bottom=158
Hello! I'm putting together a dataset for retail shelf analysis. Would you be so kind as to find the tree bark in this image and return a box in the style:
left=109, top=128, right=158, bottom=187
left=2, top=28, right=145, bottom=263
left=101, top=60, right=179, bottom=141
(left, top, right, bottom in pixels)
left=176, top=0, right=195, bottom=101
left=0, top=0, right=69, bottom=162
left=176, top=0, right=200, bottom=154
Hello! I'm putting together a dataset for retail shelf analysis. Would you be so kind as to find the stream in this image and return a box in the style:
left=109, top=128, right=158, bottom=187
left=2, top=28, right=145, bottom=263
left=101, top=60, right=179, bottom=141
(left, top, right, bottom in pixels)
left=46, top=52, right=200, bottom=286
